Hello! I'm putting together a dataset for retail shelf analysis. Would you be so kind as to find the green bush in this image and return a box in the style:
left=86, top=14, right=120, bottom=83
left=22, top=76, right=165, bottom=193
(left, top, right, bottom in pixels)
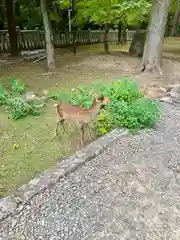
left=6, top=97, right=40, bottom=120
left=92, top=78, right=144, bottom=102
left=0, top=81, right=41, bottom=120
left=49, top=87, right=94, bottom=109
left=0, top=86, right=10, bottom=105
left=9, top=78, right=26, bottom=94
left=49, top=78, right=160, bottom=136
left=95, top=98, right=160, bottom=136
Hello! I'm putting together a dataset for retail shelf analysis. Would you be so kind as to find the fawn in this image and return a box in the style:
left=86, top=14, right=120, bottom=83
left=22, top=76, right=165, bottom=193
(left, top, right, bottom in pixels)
left=54, top=95, right=109, bottom=144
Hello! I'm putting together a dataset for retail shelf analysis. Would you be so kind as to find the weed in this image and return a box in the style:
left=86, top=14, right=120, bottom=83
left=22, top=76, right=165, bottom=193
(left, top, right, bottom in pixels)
left=9, top=78, right=26, bottom=94
left=49, top=78, right=160, bottom=136
left=0, top=80, right=41, bottom=120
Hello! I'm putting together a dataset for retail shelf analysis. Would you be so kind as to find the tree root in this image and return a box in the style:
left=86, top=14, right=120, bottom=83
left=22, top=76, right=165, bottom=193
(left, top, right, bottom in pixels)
left=134, top=61, right=164, bottom=79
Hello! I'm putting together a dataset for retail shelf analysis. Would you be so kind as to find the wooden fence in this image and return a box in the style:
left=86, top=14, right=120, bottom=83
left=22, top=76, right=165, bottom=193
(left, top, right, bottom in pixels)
left=0, top=29, right=136, bottom=53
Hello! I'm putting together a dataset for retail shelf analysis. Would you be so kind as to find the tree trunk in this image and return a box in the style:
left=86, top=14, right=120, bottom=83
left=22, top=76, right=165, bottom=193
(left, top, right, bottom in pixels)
left=103, top=24, right=109, bottom=53
left=121, top=28, right=127, bottom=44
left=14, top=1, right=22, bottom=28
left=129, top=30, right=146, bottom=57
left=72, top=0, right=77, bottom=54
left=117, top=23, right=121, bottom=44
left=171, top=0, right=180, bottom=36
left=40, top=0, right=55, bottom=72
left=137, top=0, right=170, bottom=78
left=5, top=0, right=19, bottom=56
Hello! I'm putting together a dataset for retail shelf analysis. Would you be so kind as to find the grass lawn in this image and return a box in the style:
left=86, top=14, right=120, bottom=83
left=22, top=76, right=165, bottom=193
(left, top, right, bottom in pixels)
left=0, top=38, right=180, bottom=197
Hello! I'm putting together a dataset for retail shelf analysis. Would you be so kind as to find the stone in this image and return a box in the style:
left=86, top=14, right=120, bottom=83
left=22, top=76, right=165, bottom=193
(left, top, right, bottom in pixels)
left=23, top=92, right=46, bottom=107
left=23, top=92, right=38, bottom=102
left=160, top=97, right=173, bottom=103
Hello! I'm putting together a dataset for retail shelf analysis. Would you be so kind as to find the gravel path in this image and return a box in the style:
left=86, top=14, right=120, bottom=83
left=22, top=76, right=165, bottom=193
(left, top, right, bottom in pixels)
left=1, top=103, right=180, bottom=240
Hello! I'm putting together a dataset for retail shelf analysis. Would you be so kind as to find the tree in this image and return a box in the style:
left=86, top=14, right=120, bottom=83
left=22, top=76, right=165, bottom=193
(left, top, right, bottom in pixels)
left=5, top=0, right=19, bottom=56
left=40, top=0, right=55, bottom=72
left=171, top=0, right=180, bottom=36
left=72, top=0, right=77, bottom=54
left=137, top=0, right=171, bottom=78
left=76, top=0, right=151, bottom=53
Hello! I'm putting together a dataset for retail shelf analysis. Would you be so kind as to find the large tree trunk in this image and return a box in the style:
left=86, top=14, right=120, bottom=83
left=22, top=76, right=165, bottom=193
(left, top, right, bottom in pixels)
left=103, top=24, right=109, bottom=53
left=121, top=28, right=127, bottom=44
left=40, top=0, right=55, bottom=72
left=117, top=22, right=122, bottom=44
left=72, top=0, right=77, bottom=54
left=137, top=0, right=170, bottom=78
left=171, top=0, right=180, bottom=36
left=5, top=0, right=19, bottom=56
left=14, top=1, right=22, bottom=28
left=129, top=30, right=146, bottom=57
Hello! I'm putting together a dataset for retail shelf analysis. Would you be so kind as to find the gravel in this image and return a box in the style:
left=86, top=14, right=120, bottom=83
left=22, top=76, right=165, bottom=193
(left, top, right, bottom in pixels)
left=1, top=103, right=180, bottom=240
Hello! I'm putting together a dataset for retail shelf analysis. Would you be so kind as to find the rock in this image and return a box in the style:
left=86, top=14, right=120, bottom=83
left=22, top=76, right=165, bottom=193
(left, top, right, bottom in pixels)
left=159, top=87, right=167, bottom=93
left=23, top=92, right=38, bottom=102
left=160, top=96, right=173, bottom=103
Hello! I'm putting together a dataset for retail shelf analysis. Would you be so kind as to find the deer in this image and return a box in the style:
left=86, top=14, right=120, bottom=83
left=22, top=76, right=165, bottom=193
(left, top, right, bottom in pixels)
left=54, top=94, right=109, bottom=145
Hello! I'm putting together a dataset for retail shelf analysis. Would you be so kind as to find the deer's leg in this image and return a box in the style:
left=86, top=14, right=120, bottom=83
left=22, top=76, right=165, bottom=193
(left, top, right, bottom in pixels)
left=56, top=118, right=65, bottom=135
left=80, top=124, right=85, bottom=145
left=86, top=124, right=93, bottom=141
left=60, top=119, right=65, bottom=132
left=56, top=120, right=60, bottom=135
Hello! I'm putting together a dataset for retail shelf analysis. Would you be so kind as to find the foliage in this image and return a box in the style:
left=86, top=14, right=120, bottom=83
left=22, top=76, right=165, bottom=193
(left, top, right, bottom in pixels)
left=76, top=0, right=151, bottom=27
left=49, top=78, right=160, bottom=135
left=0, top=86, right=10, bottom=105
left=95, top=98, right=160, bottom=135
left=6, top=97, right=41, bottom=120
left=49, top=87, right=96, bottom=109
left=0, top=80, right=41, bottom=120
left=91, top=79, right=160, bottom=135
left=9, top=78, right=26, bottom=94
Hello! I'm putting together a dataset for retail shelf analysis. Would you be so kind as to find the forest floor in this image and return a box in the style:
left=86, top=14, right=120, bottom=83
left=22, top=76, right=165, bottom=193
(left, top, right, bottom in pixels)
left=0, top=37, right=180, bottom=197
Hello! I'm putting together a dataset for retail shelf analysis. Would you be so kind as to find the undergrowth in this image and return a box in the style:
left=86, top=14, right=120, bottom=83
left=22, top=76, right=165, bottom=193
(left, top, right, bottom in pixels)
left=49, top=78, right=160, bottom=135
left=0, top=78, right=41, bottom=120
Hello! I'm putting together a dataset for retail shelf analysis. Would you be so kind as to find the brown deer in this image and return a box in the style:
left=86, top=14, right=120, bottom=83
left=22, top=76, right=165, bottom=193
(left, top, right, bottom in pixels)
left=54, top=95, right=109, bottom=144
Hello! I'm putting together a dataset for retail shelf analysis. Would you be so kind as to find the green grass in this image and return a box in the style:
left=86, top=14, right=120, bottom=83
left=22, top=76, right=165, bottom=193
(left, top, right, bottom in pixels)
left=0, top=104, right=82, bottom=196
left=0, top=39, right=178, bottom=197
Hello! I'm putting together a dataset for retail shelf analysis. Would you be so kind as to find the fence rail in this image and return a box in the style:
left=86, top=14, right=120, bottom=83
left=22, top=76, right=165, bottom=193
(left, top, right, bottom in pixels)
left=0, top=29, right=136, bottom=53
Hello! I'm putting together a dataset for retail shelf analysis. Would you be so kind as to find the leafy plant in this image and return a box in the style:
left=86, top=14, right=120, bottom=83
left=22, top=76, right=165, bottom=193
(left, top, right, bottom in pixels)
left=9, top=78, right=26, bottom=94
left=0, top=86, right=10, bottom=105
left=49, top=79, right=160, bottom=136
left=0, top=81, right=41, bottom=120
left=49, top=87, right=95, bottom=110
left=69, top=87, right=94, bottom=109
left=6, top=97, right=41, bottom=120
left=94, top=95, right=160, bottom=136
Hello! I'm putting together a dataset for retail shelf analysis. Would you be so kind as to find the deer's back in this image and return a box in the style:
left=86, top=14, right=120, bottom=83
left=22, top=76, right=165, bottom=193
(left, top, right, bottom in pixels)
left=57, top=102, right=102, bottom=123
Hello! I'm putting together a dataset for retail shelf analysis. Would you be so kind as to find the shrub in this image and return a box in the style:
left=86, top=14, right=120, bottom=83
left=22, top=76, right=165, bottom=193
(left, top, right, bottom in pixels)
left=49, top=78, right=160, bottom=136
left=92, top=78, right=144, bottom=103
left=49, top=87, right=94, bottom=109
left=9, top=78, right=26, bottom=94
left=6, top=97, right=41, bottom=120
left=0, top=81, right=41, bottom=120
left=0, top=86, right=10, bottom=105
left=94, top=96, right=160, bottom=136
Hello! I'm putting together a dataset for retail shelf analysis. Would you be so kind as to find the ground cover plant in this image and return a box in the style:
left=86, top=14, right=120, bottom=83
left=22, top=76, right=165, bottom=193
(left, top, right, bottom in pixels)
left=0, top=78, right=42, bottom=120
left=49, top=78, right=160, bottom=136
left=0, top=41, right=170, bottom=197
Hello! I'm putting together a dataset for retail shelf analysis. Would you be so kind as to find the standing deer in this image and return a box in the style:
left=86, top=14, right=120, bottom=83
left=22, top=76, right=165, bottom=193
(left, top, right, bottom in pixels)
left=54, top=95, right=109, bottom=144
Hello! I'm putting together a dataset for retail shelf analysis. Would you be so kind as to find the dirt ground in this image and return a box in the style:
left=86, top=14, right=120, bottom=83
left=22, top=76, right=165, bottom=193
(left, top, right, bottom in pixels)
left=0, top=37, right=180, bottom=196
